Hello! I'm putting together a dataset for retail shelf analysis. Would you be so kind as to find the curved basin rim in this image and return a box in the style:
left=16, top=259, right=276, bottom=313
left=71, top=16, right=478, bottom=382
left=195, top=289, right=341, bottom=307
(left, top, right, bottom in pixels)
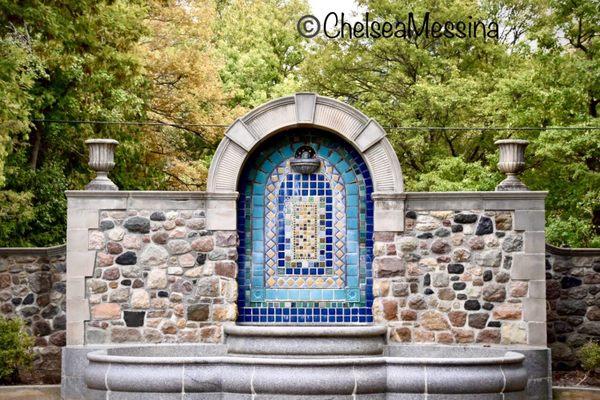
left=87, top=349, right=525, bottom=366
left=224, top=325, right=387, bottom=337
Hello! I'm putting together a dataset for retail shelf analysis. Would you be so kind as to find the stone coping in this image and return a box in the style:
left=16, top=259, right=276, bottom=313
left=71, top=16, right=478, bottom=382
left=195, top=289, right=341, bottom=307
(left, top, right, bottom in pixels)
left=65, top=190, right=546, bottom=200
left=0, top=244, right=66, bottom=256
left=224, top=325, right=387, bottom=337
left=87, top=347, right=525, bottom=366
left=65, top=190, right=238, bottom=200
left=546, top=243, right=600, bottom=256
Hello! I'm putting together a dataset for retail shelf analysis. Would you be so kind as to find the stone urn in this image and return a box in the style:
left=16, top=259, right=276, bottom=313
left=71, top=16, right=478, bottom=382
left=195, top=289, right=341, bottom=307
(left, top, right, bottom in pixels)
left=85, top=139, right=119, bottom=191
left=495, top=139, right=529, bottom=191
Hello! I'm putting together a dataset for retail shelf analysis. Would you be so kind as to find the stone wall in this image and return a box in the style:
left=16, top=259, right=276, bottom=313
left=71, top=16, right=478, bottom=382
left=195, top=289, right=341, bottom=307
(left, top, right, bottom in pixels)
left=373, top=207, right=546, bottom=346
left=546, top=245, right=600, bottom=370
left=85, top=209, right=238, bottom=344
left=0, top=245, right=66, bottom=384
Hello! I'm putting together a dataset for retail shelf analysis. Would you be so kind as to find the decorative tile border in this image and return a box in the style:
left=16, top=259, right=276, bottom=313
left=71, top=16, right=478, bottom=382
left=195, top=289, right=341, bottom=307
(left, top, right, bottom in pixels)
left=237, top=131, right=374, bottom=323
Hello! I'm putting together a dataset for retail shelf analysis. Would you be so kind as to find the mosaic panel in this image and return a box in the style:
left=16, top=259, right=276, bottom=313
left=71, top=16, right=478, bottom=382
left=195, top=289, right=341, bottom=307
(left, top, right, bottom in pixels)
left=291, top=201, right=318, bottom=260
left=237, top=130, right=374, bottom=324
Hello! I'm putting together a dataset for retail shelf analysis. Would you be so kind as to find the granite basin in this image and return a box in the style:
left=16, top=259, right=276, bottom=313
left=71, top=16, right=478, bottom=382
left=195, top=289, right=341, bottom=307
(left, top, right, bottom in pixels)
left=84, top=326, right=529, bottom=400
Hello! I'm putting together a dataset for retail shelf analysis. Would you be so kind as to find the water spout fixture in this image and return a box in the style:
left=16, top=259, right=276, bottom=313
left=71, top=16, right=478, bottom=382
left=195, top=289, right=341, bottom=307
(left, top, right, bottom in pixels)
left=290, top=145, right=321, bottom=174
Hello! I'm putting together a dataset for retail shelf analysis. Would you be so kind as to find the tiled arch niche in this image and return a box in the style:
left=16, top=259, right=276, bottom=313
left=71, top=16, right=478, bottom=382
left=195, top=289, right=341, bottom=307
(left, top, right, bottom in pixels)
left=206, top=93, right=406, bottom=325
left=237, top=129, right=374, bottom=323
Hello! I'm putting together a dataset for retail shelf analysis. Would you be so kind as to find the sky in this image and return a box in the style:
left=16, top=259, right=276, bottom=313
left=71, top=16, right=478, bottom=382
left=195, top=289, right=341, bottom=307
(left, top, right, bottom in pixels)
left=308, top=0, right=362, bottom=21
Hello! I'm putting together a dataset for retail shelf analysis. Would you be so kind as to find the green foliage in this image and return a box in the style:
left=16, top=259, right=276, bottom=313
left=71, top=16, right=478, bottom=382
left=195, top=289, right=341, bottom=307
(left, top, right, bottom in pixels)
left=216, top=0, right=309, bottom=108
left=409, top=156, right=501, bottom=192
left=579, top=341, right=600, bottom=372
left=0, top=0, right=161, bottom=246
left=0, top=0, right=598, bottom=248
left=0, top=317, right=34, bottom=383
left=302, top=0, right=600, bottom=247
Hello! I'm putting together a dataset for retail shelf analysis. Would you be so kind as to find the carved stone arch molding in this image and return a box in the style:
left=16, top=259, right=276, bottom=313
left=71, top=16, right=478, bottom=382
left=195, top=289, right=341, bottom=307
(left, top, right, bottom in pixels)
left=206, top=93, right=405, bottom=232
left=208, top=93, right=404, bottom=193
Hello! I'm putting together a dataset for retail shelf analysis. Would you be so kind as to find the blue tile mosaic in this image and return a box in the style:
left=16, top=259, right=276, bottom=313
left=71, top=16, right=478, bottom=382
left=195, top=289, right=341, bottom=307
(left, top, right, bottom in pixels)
left=237, top=130, right=374, bottom=324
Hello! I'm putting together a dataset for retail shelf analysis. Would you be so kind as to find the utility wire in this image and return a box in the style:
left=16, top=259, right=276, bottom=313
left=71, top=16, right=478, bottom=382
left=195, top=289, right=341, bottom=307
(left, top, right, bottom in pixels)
left=29, top=119, right=600, bottom=131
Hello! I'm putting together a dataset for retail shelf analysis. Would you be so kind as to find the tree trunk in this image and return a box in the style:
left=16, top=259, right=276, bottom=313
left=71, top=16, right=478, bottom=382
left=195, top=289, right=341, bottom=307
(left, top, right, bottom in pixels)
left=29, top=125, right=42, bottom=170
left=589, top=97, right=598, bottom=118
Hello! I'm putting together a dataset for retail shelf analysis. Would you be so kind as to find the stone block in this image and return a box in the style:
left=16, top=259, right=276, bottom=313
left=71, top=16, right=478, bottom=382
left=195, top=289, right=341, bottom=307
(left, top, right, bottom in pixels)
left=66, top=250, right=96, bottom=278
left=514, top=210, right=545, bottom=231
left=528, top=322, right=547, bottom=346
left=131, top=289, right=150, bottom=309
left=528, top=280, right=546, bottom=299
left=91, top=303, right=121, bottom=320
left=493, top=304, right=522, bottom=320
left=374, top=257, right=404, bottom=278
left=206, top=198, right=237, bottom=231
left=295, top=93, right=316, bottom=123
left=511, top=253, right=545, bottom=280
left=140, top=245, right=169, bottom=267
left=188, top=304, right=210, bottom=321
left=523, top=298, right=546, bottom=322
left=66, top=321, right=85, bottom=345
left=420, top=311, right=449, bottom=330
left=147, top=269, right=168, bottom=289
left=523, top=231, right=545, bottom=254
left=67, top=299, right=90, bottom=321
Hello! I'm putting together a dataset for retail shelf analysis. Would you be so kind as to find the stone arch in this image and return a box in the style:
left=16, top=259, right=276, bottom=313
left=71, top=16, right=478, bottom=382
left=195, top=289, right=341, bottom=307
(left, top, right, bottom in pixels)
left=207, top=93, right=403, bottom=193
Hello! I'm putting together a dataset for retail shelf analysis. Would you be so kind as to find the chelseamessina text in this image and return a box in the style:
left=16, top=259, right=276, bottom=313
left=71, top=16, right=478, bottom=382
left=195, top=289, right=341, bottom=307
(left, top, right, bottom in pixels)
left=297, top=12, right=499, bottom=40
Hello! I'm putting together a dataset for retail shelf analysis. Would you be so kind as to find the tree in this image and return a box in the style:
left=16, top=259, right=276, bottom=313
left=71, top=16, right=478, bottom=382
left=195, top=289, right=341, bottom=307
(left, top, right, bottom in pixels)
left=138, top=0, right=234, bottom=190
left=0, top=0, right=157, bottom=246
left=216, top=0, right=309, bottom=108
left=301, top=0, right=599, bottom=246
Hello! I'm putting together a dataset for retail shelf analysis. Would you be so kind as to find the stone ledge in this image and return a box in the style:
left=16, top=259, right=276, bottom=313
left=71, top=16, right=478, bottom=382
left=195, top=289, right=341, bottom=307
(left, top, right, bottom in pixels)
left=546, top=243, right=600, bottom=256
left=404, top=191, right=547, bottom=211
left=65, top=190, right=238, bottom=200
left=0, top=244, right=66, bottom=257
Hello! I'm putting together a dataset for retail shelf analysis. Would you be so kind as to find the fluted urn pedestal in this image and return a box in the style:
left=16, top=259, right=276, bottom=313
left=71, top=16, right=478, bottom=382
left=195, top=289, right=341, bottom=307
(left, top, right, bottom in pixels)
left=495, top=139, right=529, bottom=191
left=85, top=139, right=119, bottom=191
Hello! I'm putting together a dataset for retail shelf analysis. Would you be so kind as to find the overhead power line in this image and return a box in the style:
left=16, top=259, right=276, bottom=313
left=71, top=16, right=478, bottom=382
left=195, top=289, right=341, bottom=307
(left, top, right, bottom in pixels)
left=29, top=119, right=600, bottom=131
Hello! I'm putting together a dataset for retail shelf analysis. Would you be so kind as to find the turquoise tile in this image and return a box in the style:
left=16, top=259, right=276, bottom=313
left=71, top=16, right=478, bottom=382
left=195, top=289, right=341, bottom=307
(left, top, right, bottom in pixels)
left=280, top=146, right=294, bottom=158
left=347, top=265, right=358, bottom=276
left=326, top=149, right=339, bottom=162
left=255, top=171, right=268, bottom=184
left=346, top=288, right=360, bottom=302
left=252, top=276, right=263, bottom=287
left=342, top=171, right=356, bottom=183
left=347, top=196, right=358, bottom=207
left=346, top=253, right=359, bottom=265
left=298, top=290, right=310, bottom=301
left=347, top=276, right=359, bottom=286
left=334, top=290, right=346, bottom=300
left=336, top=160, right=350, bottom=172
left=322, top=290, right=334, bottom=300
left=252, top=194, right=264, bottom=206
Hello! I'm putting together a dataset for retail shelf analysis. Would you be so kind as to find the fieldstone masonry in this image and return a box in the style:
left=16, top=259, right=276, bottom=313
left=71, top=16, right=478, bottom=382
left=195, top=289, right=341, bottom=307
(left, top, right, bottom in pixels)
left=546, top=245, right=600, bottom=370
left=373, top=205, right=547, bottom=346
left=85, top=208, right=238, bottom=344
left=0, top=246, right=66, bottom=384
